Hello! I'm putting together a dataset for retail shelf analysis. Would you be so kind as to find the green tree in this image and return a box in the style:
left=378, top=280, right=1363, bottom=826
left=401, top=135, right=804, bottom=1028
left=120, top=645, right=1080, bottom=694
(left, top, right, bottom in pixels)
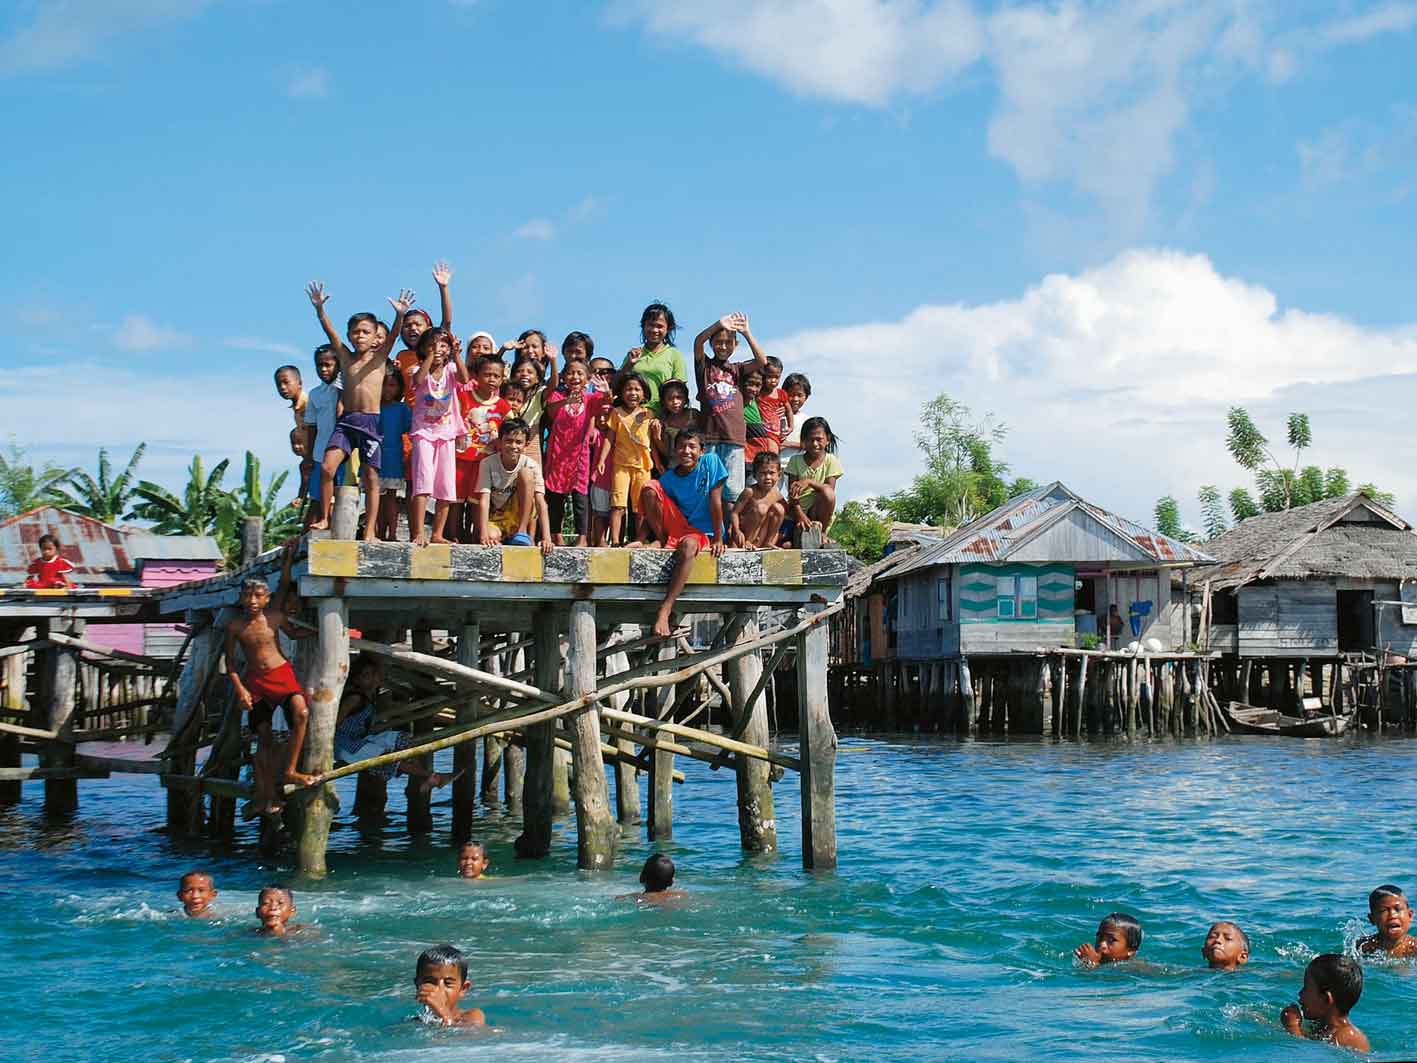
left=877, top=394, right=1023, bottom=527
left=0, top=441, right=73, bottom=518
left=1356, top=482, right=1397, bottom=508
left=216, top=451, right=301, bottom=563
left=1229, top=487, right=1261, bottom=522
left=1198, top=485, right=1228, bottom=539
left=1153, top=496, right=1196, bottom=543
left=129, top=456, right=232, bottom=538
left=51, top=444, right=147, bottom=524
left=828, top=500, right=891, bottom=562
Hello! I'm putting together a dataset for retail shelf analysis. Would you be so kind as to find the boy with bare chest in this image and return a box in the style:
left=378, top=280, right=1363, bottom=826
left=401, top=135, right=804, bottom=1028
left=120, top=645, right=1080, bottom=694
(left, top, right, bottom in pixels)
left=729, top=451, right=787, bottom=548
left=305, top=280, right=414, bottom=540
left=224, top=544, right=315, bottom=816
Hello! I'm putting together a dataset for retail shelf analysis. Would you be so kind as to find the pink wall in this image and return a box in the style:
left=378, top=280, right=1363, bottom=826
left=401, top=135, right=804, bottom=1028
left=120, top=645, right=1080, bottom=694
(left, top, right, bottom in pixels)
left=82, top=563, right=220, bottom=657
left=139, top=562, right=220, bottom=588
left=83, top=623, right=147, bottom=656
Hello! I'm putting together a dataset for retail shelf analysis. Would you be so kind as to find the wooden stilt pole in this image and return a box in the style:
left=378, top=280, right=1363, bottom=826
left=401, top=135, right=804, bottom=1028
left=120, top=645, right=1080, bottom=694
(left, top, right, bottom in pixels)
left=0, top=639, right=28, bottom=805
left=960, top=656, right=977, bottom=736
left=40, top=619, right=83, bottom=813
left=728, top=618, right=777, bottom=853
left=1074, top=654, right=1088, bottom=739
left=605, top=627, right=641, bottom=826
left=797, top=604, right=836, bottom=870
left=504, top=649, right=527, bottom=815
left=297, top=597, right=348, bottom=877
left=405, top=628, right=436, bottom=834
left=451, top=622, right=480, bottom=844
left=648, top=640, right=675, bottom=841
left=566, top=601, right=616, bottom=870
left=480, top=642, right=506, bottom=805
left=518, top=609, right=560, bottom=858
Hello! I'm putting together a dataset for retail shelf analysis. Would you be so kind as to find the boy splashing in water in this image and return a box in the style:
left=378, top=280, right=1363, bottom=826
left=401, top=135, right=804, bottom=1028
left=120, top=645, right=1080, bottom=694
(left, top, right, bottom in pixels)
left=414, top=944, right=486, bottom=1026
left=1281, top=953, right=1368, bottom=1051
left=1200, top=921, right=1249, bottom=970
left=1359, top=883, right=1416, bottom=957
left=305, top=280, right=414, bottom=541
left=1075, top=912, right=1143, bottom=965
left=224, top=544, right=316, bottom=815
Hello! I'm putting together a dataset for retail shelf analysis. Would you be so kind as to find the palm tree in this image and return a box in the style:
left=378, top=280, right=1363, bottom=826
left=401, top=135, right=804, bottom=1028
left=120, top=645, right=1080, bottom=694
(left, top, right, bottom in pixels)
left=0, top=442, right=74, bottom=519
left=128, top=455, right=232, bottom=538
left=217, top=451, right=301, bottom=563
left=52, top=443, right=147, bottom=524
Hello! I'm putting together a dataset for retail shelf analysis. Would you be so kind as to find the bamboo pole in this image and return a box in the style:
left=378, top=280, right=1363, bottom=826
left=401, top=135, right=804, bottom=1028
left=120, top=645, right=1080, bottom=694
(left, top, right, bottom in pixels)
left=349, top=635, right=555, bottom=705
left=504, top=649, right=527, bottom=815
left=603, top=627, right=641, bottom=826
left=1074, top=654, right=1088, bottom=739
left=46, top=631, right=168, bottom=670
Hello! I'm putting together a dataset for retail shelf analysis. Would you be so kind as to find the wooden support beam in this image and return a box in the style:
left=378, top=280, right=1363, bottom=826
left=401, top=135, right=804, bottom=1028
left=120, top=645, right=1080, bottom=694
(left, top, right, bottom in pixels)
left=604, top=627, right=642, bottom=826
left=296, top=598, right=349, bottom=877
left=728, top=618, right=777, bottom=853
left=518, top=610, right=560, bottom=858
left=600, top=708, right=800, bottom=771
left=349, top=634, right=556, bottom=705
left=0, top=720, right=58, bottom=740
left=566, top=600, right=616, bottom=870
left=648, top=641, right=675, bottom=841
left=0, top=637, right=28, bottom=804
left=0, top=765, right=108, bottom=782
left=405, top=628, right=437, bottom=834
left=75, top=753, right=163, bottom=774
left=41, top=619, right=83, bottom=812
left=503, top=649, right=527, bottom=815
left=46, top=631, right=167, bottom=669
left=451, top=623, right=479, bottom=845
left=796, top=605, right=836, bottom=870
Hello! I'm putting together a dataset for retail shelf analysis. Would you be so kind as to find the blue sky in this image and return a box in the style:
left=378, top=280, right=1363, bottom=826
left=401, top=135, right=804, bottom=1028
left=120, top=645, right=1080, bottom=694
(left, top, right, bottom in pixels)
left=3, top=0, right=1415, bottom=533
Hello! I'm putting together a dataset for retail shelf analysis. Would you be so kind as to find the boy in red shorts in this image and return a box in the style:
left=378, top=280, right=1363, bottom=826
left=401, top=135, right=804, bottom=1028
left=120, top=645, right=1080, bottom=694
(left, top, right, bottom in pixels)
left=631, top=428, right=728, bottom=636
left=224, top=543, right=315, bottom=817
left=25, top=533, right=76, bottom=588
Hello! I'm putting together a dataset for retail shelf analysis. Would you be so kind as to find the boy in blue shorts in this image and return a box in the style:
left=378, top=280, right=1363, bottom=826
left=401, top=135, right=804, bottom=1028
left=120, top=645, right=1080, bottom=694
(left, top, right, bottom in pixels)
left=632, top=427, right=728, bottom=636
left=301, top=345, right=342, bottom=529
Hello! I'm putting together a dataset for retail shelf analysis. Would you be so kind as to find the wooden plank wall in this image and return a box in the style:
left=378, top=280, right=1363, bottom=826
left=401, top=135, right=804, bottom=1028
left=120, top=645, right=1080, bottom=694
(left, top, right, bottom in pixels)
left=1238, top=581, right=1338, bottom=656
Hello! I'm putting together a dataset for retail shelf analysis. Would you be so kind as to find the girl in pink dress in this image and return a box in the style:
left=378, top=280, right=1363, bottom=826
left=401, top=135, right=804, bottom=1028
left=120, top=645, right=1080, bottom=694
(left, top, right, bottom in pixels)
left=409, top=329, right=471, bottom=546
left=543, top=359, right=608, bottom=546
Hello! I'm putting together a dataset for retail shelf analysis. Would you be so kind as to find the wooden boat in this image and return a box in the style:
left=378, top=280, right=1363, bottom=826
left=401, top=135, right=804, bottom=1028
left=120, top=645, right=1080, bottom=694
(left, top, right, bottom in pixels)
left=1224, top=702, right=1352, bottom=737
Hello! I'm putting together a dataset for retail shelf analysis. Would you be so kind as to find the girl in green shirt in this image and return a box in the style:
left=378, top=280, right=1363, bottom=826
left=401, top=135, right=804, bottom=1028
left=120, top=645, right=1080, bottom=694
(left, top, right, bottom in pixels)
left=621, top=301, right=688, bottom=413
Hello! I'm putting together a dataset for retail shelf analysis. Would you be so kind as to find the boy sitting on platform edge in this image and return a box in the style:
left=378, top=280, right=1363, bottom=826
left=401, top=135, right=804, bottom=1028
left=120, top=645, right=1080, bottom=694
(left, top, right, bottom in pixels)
left=629, top=428, right=728, bottom=637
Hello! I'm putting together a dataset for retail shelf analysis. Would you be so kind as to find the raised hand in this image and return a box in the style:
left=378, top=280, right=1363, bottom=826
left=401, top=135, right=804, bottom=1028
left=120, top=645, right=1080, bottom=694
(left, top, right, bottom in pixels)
left=499, top=339, right=525, bottom=353
left=626, top=346, right=643, bottom=364
left=725, top=312, right=749, bottom=333
left=1280, top=1005, right=1302, bottom=1034
left=432, top=260, right=452, bottom=287
left=306, top=281, right=329, bottom=307
left=1074, top=943, right=1101, bottom=966
left=388, top=288, right=416, bottom=314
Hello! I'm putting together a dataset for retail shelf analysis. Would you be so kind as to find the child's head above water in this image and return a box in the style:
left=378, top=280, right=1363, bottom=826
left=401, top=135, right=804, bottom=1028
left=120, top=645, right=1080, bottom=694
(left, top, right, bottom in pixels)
left=1201, top=921, right=1249, bottom=970
left=1368, top=883, right=1411, bottom=944
left=1095, top=912, right=1143, bottom=962
left=1300, top=953, right=1363, bottom=1021
left=639, top=853, right=676, bottom=893
left=255, top=885, right=295, bottom=934
left=177, top=870, right=217, bottom=917
left=458, top=841, right=489, bottom=879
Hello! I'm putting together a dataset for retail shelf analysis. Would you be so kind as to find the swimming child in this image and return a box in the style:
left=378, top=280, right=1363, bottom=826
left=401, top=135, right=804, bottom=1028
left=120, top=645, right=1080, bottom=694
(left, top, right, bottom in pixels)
left=729, top=452, right=787, bottom=548
left=476, top=417, right=552, bottom=552
left=224, top=543, right=315, bottom=816
left=596, top=372, right=660, bottom=546
left=408, top=328, right=471, bottom=547
left=301, top=344, right=342, bottom=529
left=631, top=428, right=729, bottom=636
left=176, top=870, right=218, bottom=918
left=692, top=312, right=769, bottom=504
left=635, top=853, right=686, bottom=902
left=543, top=359, right=609, bottom=545
left=255, top=885, right=301, bottom=937
left=1358, top=883, right=1417, bottom=956
left=457, top=841, right=490, bottom=880
left=1281, top=953, right=1369, bottom=1051
left=651, top=379, right=699, bottom=470
left=25, top=533, right=75, bottom=588
left=305, top=281, right=414, bottom=541
left=784, top=416, right=843, bottom=542
left=1074, top=912, right=1143, bottom=965
left=621, top=302, right=688, bottom=412
left=1200, top=921, right=1250, bottom=970
left=778, top=372, right=812, bottom=466
left=414, top=944, right=486, bottom=1026
left=376, top=363, right=413, bottom=541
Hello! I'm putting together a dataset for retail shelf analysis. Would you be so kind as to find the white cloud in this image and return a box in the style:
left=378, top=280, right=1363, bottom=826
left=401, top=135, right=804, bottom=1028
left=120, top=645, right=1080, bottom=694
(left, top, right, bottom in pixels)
left=768, top=248, right=1417, bottom=526
left=567, top=195, right=607, bottom=223
left=614, top=0, right=982, bottom=107
left=0, top=0, right=211, bottom=76
left=513, top=218, right=556, bottom=241
left=114, top=313, right=189, bottom=352
left=285, top=65, right=330, bottom=99
left=228, top=337, right=302, bottom=358
left=1321, top=1, right=1417, bottom=44
left=1297, top=104, right=1417, bottom=188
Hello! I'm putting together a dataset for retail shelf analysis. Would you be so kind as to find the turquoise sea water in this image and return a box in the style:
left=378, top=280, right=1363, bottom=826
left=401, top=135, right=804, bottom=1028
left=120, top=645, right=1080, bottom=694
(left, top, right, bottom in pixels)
left=3, top=736, right=1415, bottom=1061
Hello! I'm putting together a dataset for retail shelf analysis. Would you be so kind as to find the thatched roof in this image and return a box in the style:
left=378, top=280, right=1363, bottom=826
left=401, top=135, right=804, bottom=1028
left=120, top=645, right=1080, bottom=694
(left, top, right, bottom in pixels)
left=1192, top=494, right=1417, bottom=589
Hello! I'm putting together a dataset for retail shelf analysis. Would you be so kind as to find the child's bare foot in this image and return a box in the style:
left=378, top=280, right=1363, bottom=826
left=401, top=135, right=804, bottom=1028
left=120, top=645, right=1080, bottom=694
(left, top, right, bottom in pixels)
left=309, top=518, right=330, bottom=531
left=285, top=770, right=318, bottom=787
left=418, top=770, right=459, bottom=792
left=574, top=536, right=588, bottom=546
left=431, top=535, right=453, bottom=545
left=652, top=611, right=675, bottom=637
left=414, top=532, right=430, bottom=547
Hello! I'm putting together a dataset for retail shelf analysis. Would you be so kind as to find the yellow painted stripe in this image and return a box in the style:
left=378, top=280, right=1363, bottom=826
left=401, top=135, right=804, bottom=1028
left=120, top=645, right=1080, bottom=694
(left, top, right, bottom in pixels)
left=762, top=550, right=803, bottom=585
left=587, top=548, right=630, bottom=584
left=308, top=539, right=359, bottom=577
left=686, top=552, right=718, bottom=585
left=501, top=546, right=544, bottom=582
left=409, top=544, right=451, bottom=580
left=97, top=588, right=135, bottom=597
left=33, top=589, right=71, bottom=597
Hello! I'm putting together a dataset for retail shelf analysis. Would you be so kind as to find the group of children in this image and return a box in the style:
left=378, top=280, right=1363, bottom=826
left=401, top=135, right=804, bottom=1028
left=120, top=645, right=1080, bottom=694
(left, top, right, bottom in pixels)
left=173, top=850, right=685, bottom=1028
left=274, top=266, right=843, bottom=574
left=1074, top=883, right=1417, bottom=1051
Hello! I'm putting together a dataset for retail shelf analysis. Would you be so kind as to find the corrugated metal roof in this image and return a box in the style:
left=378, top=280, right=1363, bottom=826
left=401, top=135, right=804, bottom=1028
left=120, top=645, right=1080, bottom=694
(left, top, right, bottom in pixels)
left=881, top=482, right=1213, bottom=579
left=0, top=506, right=222, bottom=586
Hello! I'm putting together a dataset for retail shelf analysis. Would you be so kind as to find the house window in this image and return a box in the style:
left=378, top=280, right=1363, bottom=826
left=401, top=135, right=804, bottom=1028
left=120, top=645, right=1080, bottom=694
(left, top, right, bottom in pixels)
left=996, top=574, right=1039, bottom=619
left=937, top=575, right=951, bottom=621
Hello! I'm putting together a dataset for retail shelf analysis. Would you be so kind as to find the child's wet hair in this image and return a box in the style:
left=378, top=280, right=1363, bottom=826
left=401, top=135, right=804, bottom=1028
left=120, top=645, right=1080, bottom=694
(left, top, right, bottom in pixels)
left=274, top=365, right=301, bottom=381
left=661, top=379, right=690, bottom=404
left=259, top=885, right=294, bottom=904
left=640, top=853, right=675, bottom=891
left=639, top=302, right=677, bottom=345
left=783, top=372, right=811, bottom=396
left=460, top=839, right=487, bottom=857
left=799, top=416, right=838, bottom=453
left=1307, top=953, right=1363, bottom=1013
left=1099, top=912, right=1143, bottom=950
left=752, top=451, right=781, bottom=475
left=562, top=330, right=595, bottom=358
left=1212, top=920, right=1250, bottom=954
left=347, top=312, right=379, bottom=332
left=37, top=533, right=59, bottom=550
left=1369, top=883, right=1406, bottom=909
left=615, top=371, right=647, bottom=401
left=499, top=417, right=530, bottom=440
left=417, top=943, right=468, bottom=981
left=180, top=869, right=214, bottom=886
